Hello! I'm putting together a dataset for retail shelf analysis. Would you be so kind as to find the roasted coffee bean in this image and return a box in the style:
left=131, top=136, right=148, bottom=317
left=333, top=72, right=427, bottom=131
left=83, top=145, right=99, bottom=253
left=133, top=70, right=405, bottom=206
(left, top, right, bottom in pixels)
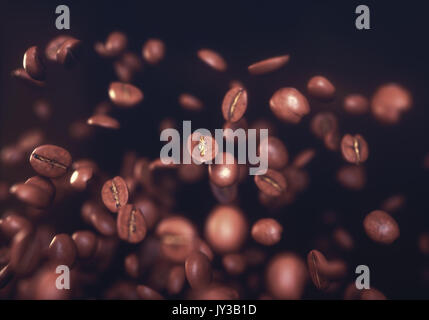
left=310, top=112, right=338, bottom=139
left=34, top=267, right=72, bottom=300
left=114, top=52, right=143, bottom=82
left=343, top=94, right=369, bottom=115
left=178, top=93, right=203, bottom=111
left=333, top=227, right=354, bottom=251
left=363, top=210, right=400, bottom=244
left=45, top=35, right=73, bottom=62
left=17, top=129, right=45, bottom=152
left=292, top=148, right=316, bottom=169
left=56, top=38, right=82, bottom=67
left=223, top=117, right=248, bottom=143
left=70, top=167, right=94, bottom=191
left=307, top=75, right=335, bottom=100
left=259, top=136, right=289, bottom=170
left=340, top=134, right=369, bottom=164
left=30, top=145, right=72, bottom=178
left=48, top=234, right=77, bottom=267
left=187, top=132, right=219, bottom=164
left=156, top=216, right=198, bottom=262
left=323, top=130, right=341, bottom=151
left=266, top=253, right=307, bottom=299
left=23, top=46, right=45, bottom=81
left=254, top=169, right=287, bottom=197
left=248, top=55, right=290, bottom=75
left=270, top=88, right=310, bottom=123
left=371, top=83, right=412, bottom=124
left=117, top=204, right=147, bottom=243
left=134, top=197, right=159, bottom=230
left=101, top=176, right=129, bottom=213
left=0, top=265, right=13, bottom=289
left=10, top=230, right=41, bottom=276
left=283, top=167, right=309, bottom=193
left=11, top=68, right=45, bottom=87
left=185, top=252, right=212, bottom=289
left=136, top=285, right=164, bottom=300
left=142, top=38, right=165, bottom=64
left=108, top=82, right=143, bottom=108
left=95, top=31, right=128, bottom=58
left=307, top=250, right=347, bottom=290
left=205, top=205, right=248, bottom=253
left=72, top=231, right=98, bottom=259
left=208, top=152, right=239, bottom=188
left=251, top=218, right=283, bottom=246
left=222, top=253, right=247, bottom=275
left=87, top=114, right=120, bottom=129
left=81, top=201, right=117, bottom=236
left=221, top=87, right=248, bottom=123
left=336, top=165, right=366, bottom=190
left=10, top=180, right=54, bottom=209
left=197, top=49, right=227, bottom=71
left=380, top=194, right=406, bottom=214
left=167, top=265, right=185, bottom=295
left=124, top=253, right=140, bottom=278
left=0, top=214, right=31, bottom=239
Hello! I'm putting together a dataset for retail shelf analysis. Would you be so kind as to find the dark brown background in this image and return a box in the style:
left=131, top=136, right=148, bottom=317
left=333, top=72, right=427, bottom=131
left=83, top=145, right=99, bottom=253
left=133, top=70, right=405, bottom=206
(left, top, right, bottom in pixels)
left=1, top=0, right=428, bottom=299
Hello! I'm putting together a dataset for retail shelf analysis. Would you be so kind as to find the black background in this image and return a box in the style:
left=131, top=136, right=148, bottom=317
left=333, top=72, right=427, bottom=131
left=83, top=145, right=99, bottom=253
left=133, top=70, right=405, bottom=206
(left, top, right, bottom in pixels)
left=1, top=0, right=429, bottom=299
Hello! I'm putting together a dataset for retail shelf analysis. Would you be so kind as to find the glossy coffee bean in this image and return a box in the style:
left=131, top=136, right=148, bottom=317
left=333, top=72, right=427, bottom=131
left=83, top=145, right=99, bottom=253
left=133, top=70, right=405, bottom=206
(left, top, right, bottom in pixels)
left=248, top=55, right=290, bottom=75
left=134, top=197, right=159, bottom=230
left=185, top=252, right=212, bottom=289
left=222, top=253, right=247, bottom=275
left=30, top=145, right=72, bottom=178
left=34, top=267, right=71, bottom=300
left=56, top=38, right=82, bottom=67
left=0, top=214, right=31, bottom=239
left=187, top=132, right=219, bottom=164
left=310, top=112, right=338, bottom=139
left=343, top=94, right=369, bottom=115
left=336, top=165, right=366, bottom=190
left=45, top=35, right=73, bottom=62
left=142, top=38, right=165, bottom=64
left=23, top=46, right=45, bottom=81
left=11, top=68, right=45, bottom=87
left=270, top=88, right=310, bottom=123
left=10, top=181, right=53, bottom=209
left=221, top=87, right=248, bottom=123
left=259, top=136, right=289, bottom=170
left=72, top=231, right=98, bottom=259
left=48, top=234, right=77, bottom=267
left=333, top=227, right=354, bottom=251
left=265, top=253, right=307, bottom=299
left=197, top=49, right=227, bottom=71
left=205, top=205, right=248, bottom=253
left=81, top=201, right=117, bottom=236
left=307, top=250, right=347, bottom=290
left=136, top=285, right=164, bottom=300
left=87, top=114, right=120, bottom=129
left=254, top=169, right=287, bottom=197
left=70, top=167, right=94, bottom=191
left=124, top=253, right=140, bottom=278
left=371, top=83, right=412, bottom=124
left=208, top=152, right=239, bottom=188
left=156, top=216, right=198, bottom=262
left=251, top=218, right=283, bottom=246
left=10, top=230, right=41, bottom=276
left=167, top=266, right=185, bottom=295
left=340, top=134, right=369, bottom=164
left=104, top=31, right=128, bottom=57
left=292, top=148, right=316, bottom=168
left=0, top=265, right=13, bottom=289
left=307, top=75, right=335, bottom=100
left=108, top=82, right=143, bottom=108
left=323, top=130, right=340, bottom=151
left=117, top=204, right=147, bottom=244
left=101, top=176, right=129, bottom=213
left=363, top=210, right=400, bottom=244
left=178, top=93, right=203, bottom=111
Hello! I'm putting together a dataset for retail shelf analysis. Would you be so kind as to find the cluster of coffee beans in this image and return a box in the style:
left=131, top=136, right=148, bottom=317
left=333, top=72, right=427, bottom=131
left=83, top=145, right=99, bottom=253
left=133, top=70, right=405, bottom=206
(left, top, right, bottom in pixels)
left=0, top=30, right=424, bottom=300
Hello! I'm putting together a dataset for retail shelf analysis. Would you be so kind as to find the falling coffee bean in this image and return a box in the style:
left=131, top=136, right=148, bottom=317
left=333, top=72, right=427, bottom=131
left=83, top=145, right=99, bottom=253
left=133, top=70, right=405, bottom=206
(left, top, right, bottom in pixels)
left=185, top=251, right=212, bottom=289
left=87, top=114, right=120, bottom=129
left=307, top=75, right=336, bottom=100
left=343, top=94, right=369, bottom=115
left=23, top=46, right=45, bottom=81
left=101, top=176, right=129, bottom=213
left=340, top=134, right=369, bottom=164
left=254, top=169, right=287, bottom=197
left=142, top=38, right=165, bottom=65
left=117, top=204, right=147, bottom=243
left=197, top=49, right=227, bottom=71
left=48, top=234, right=77, bottom=267
left=307, top=250, right=347, bottom=290
left=248, top=55, right=290, bottom=75
left=108, top=82, right=143, bottom=108
left=30, top=145, right=72, bottom=178
left=251, top=218, right=283, bottom=246
left=269, top=88, right=310, bottom=123
left=221, top=87, right=248, bottom=123
left=363, top=210, right=400, bottom=244
left=178, top=93, right=204, bottom=111
left=72, top=230, right=98, bottom=259
left=56, top=38, right=82, bottom=67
